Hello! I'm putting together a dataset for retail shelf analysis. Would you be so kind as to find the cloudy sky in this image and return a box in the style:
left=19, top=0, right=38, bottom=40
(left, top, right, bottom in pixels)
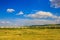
left=0, top=0, right=60, bottom=26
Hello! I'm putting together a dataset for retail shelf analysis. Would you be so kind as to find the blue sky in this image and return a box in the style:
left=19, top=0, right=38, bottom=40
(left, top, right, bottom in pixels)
left=0, top=0, right=60, bottom=26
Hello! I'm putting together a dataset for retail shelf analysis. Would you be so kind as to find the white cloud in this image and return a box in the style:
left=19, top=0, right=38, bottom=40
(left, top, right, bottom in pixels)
left=7, top=9, right=15, bottom=13
left=0, top=18, right=60, bottom=27
left=16, top=11, right=24, bottom=15
left=0, top=21, right=11, bottom=24
left=49, top=0, right=53, bottom=1
left=0, top=10, right=60, bottom=26
left=24, top=11, right=57, bottom=19
left=49, top=0, right=60, bottom=8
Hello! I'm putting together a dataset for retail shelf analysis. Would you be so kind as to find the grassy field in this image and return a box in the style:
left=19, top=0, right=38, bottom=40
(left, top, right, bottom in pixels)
left=0, top=28, right=60, bottom=40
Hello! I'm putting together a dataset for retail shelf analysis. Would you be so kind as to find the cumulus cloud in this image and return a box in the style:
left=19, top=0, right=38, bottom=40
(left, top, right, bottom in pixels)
left=0, top=21, right=11, bottom=24
left=7, top=9, right=15, bottom=13
left=49, top=0, right=60, bottom=8
left=16, top=11, right=24, bottom=15
left=0, top=18, right=60, bottom=27
left=24, top=11, right=58, bottom=19
left=0, top=11, right=60, bottom=26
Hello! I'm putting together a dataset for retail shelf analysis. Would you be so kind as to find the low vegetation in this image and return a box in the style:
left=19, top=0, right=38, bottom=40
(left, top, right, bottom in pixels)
left=0, top=24, right=60, bottom=40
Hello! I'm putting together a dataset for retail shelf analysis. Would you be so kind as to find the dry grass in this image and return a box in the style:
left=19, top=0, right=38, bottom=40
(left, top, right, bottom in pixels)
left=0, top=28, right=60, bottom=40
